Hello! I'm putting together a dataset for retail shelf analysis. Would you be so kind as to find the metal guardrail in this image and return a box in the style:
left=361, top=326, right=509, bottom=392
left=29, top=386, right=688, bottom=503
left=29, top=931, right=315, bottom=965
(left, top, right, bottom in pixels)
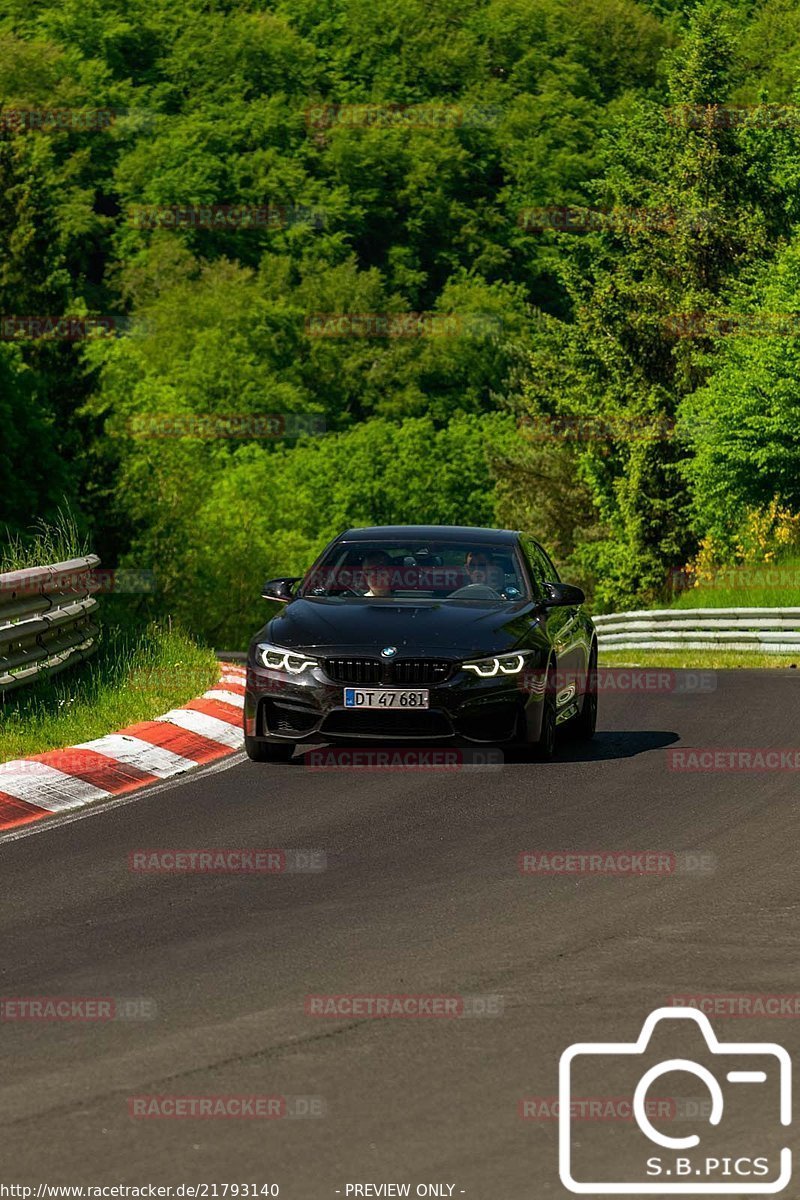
left=0, top=555, right=101, bottom=693
left=594, top=607, right=800, bottom=653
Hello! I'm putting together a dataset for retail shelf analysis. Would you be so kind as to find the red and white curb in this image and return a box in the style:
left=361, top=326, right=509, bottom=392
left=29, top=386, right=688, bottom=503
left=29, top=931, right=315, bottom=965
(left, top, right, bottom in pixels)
left=0, top=662, right=245, bottom=833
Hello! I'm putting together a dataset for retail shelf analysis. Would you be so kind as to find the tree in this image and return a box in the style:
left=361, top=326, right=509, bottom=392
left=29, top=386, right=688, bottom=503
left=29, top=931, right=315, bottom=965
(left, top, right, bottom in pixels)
left=679, top=238, right=800, bottom=551
left=500, top=0, right=795, bottom=608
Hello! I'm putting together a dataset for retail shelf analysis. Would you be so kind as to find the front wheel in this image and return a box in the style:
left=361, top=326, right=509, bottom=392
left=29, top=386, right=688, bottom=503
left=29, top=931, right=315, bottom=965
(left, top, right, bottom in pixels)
left=245, top=735, right=295, bottom=762
left=530, top=667, right=557, bottom=759
left=572, top=644, right=598, bottom=740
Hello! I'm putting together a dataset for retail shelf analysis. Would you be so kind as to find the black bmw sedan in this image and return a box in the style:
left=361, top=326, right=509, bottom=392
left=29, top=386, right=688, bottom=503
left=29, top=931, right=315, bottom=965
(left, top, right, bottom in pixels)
left=243, top=525, right=597, bottom=761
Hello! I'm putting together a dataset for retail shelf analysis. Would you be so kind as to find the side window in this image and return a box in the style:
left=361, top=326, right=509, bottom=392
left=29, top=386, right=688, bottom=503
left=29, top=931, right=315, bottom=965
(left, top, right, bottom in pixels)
left=538, top=545, right=561, bottom=583
left=519, top=537, right=547, bottom=599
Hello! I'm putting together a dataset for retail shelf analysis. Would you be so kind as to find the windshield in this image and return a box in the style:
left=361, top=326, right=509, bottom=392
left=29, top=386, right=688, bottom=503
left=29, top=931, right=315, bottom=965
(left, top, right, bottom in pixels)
left=299, top=539, right=528, bottom=601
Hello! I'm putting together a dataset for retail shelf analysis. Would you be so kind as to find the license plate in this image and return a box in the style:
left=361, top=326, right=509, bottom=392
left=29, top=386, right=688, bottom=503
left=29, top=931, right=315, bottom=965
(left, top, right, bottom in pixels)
left=344, top=688, right=429, bottom=709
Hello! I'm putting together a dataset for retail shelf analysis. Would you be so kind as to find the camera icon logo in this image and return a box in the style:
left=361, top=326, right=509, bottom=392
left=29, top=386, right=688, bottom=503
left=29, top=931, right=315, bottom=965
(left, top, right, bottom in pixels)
left=559, top=1006, right=791, bottom=1193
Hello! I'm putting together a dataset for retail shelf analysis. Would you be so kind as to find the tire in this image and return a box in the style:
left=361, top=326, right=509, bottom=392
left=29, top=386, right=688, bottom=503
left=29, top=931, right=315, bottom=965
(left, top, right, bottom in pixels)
left=532, top=666, right=557, bottom=760
left=572, top=643, right=598, bottom=740
left=245, top=735, right=295, bottom=762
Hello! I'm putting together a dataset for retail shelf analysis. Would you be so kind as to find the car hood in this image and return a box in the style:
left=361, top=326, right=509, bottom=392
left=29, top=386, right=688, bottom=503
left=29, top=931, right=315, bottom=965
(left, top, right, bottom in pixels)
left=258, top=597, right=540, bottom=658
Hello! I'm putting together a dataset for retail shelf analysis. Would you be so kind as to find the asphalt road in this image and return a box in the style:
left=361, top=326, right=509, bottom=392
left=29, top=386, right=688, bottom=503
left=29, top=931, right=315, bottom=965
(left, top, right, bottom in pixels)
left=1, top=670, right=799, bottom=1197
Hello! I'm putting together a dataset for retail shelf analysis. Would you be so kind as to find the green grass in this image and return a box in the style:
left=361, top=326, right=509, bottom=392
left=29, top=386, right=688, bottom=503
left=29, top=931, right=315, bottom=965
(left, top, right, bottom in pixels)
left=0, top=507, right=88, bottom=572
left=600, top=648, right=800, bottom=669
left=0, top=622, right=220, bottom=761
left=669, top=554, right=800, bottom=609
left=1, top=512, right=221, bottom=762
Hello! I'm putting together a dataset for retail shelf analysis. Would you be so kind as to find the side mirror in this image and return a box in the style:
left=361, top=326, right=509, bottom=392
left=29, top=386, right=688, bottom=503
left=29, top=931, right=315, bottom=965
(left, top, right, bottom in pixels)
left=542, top=580, right=585, bottom=608
left=261, top=577, right=300, bottom=603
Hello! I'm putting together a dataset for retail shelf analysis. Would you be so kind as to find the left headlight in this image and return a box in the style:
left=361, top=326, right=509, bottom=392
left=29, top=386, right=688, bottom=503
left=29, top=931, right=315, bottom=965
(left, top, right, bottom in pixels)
left=257, top=641, right=319, bottom=674
left=462, top=652, right=526, bottom=677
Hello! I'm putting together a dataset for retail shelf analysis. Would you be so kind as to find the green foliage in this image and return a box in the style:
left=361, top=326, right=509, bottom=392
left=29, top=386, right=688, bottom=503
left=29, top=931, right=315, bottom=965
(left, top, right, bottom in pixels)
left=0, top=347, right=76, bottom=537
left=127, top=412, right=516, bottom=648
left=0, top=0, right=797, bottom=635
left=0, top=505, right=86, bottom=570
left=679, top=240, right=800, bottom=550
left=505, top=0, right=800, bottom=609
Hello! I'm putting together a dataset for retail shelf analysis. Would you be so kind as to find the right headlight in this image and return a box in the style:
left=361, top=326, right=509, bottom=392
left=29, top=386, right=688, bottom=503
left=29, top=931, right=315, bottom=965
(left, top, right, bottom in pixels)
left=462, top=652, right=527, bottom=677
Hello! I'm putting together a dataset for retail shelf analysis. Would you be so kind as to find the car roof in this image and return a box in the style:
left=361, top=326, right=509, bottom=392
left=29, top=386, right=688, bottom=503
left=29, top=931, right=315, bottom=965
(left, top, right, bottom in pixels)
left=337, top=525, right=521, bottom=545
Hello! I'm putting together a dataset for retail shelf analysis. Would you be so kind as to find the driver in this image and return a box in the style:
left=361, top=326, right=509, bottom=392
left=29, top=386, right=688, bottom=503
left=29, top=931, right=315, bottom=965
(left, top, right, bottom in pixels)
left=464, top=550, right=504, bottom=592
left=362, top=550, right=394, bottom=597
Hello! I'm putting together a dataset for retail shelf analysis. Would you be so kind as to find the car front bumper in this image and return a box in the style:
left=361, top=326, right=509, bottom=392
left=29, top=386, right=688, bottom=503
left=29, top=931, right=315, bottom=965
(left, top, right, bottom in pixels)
left=243, top=657, right=550, bottom=745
